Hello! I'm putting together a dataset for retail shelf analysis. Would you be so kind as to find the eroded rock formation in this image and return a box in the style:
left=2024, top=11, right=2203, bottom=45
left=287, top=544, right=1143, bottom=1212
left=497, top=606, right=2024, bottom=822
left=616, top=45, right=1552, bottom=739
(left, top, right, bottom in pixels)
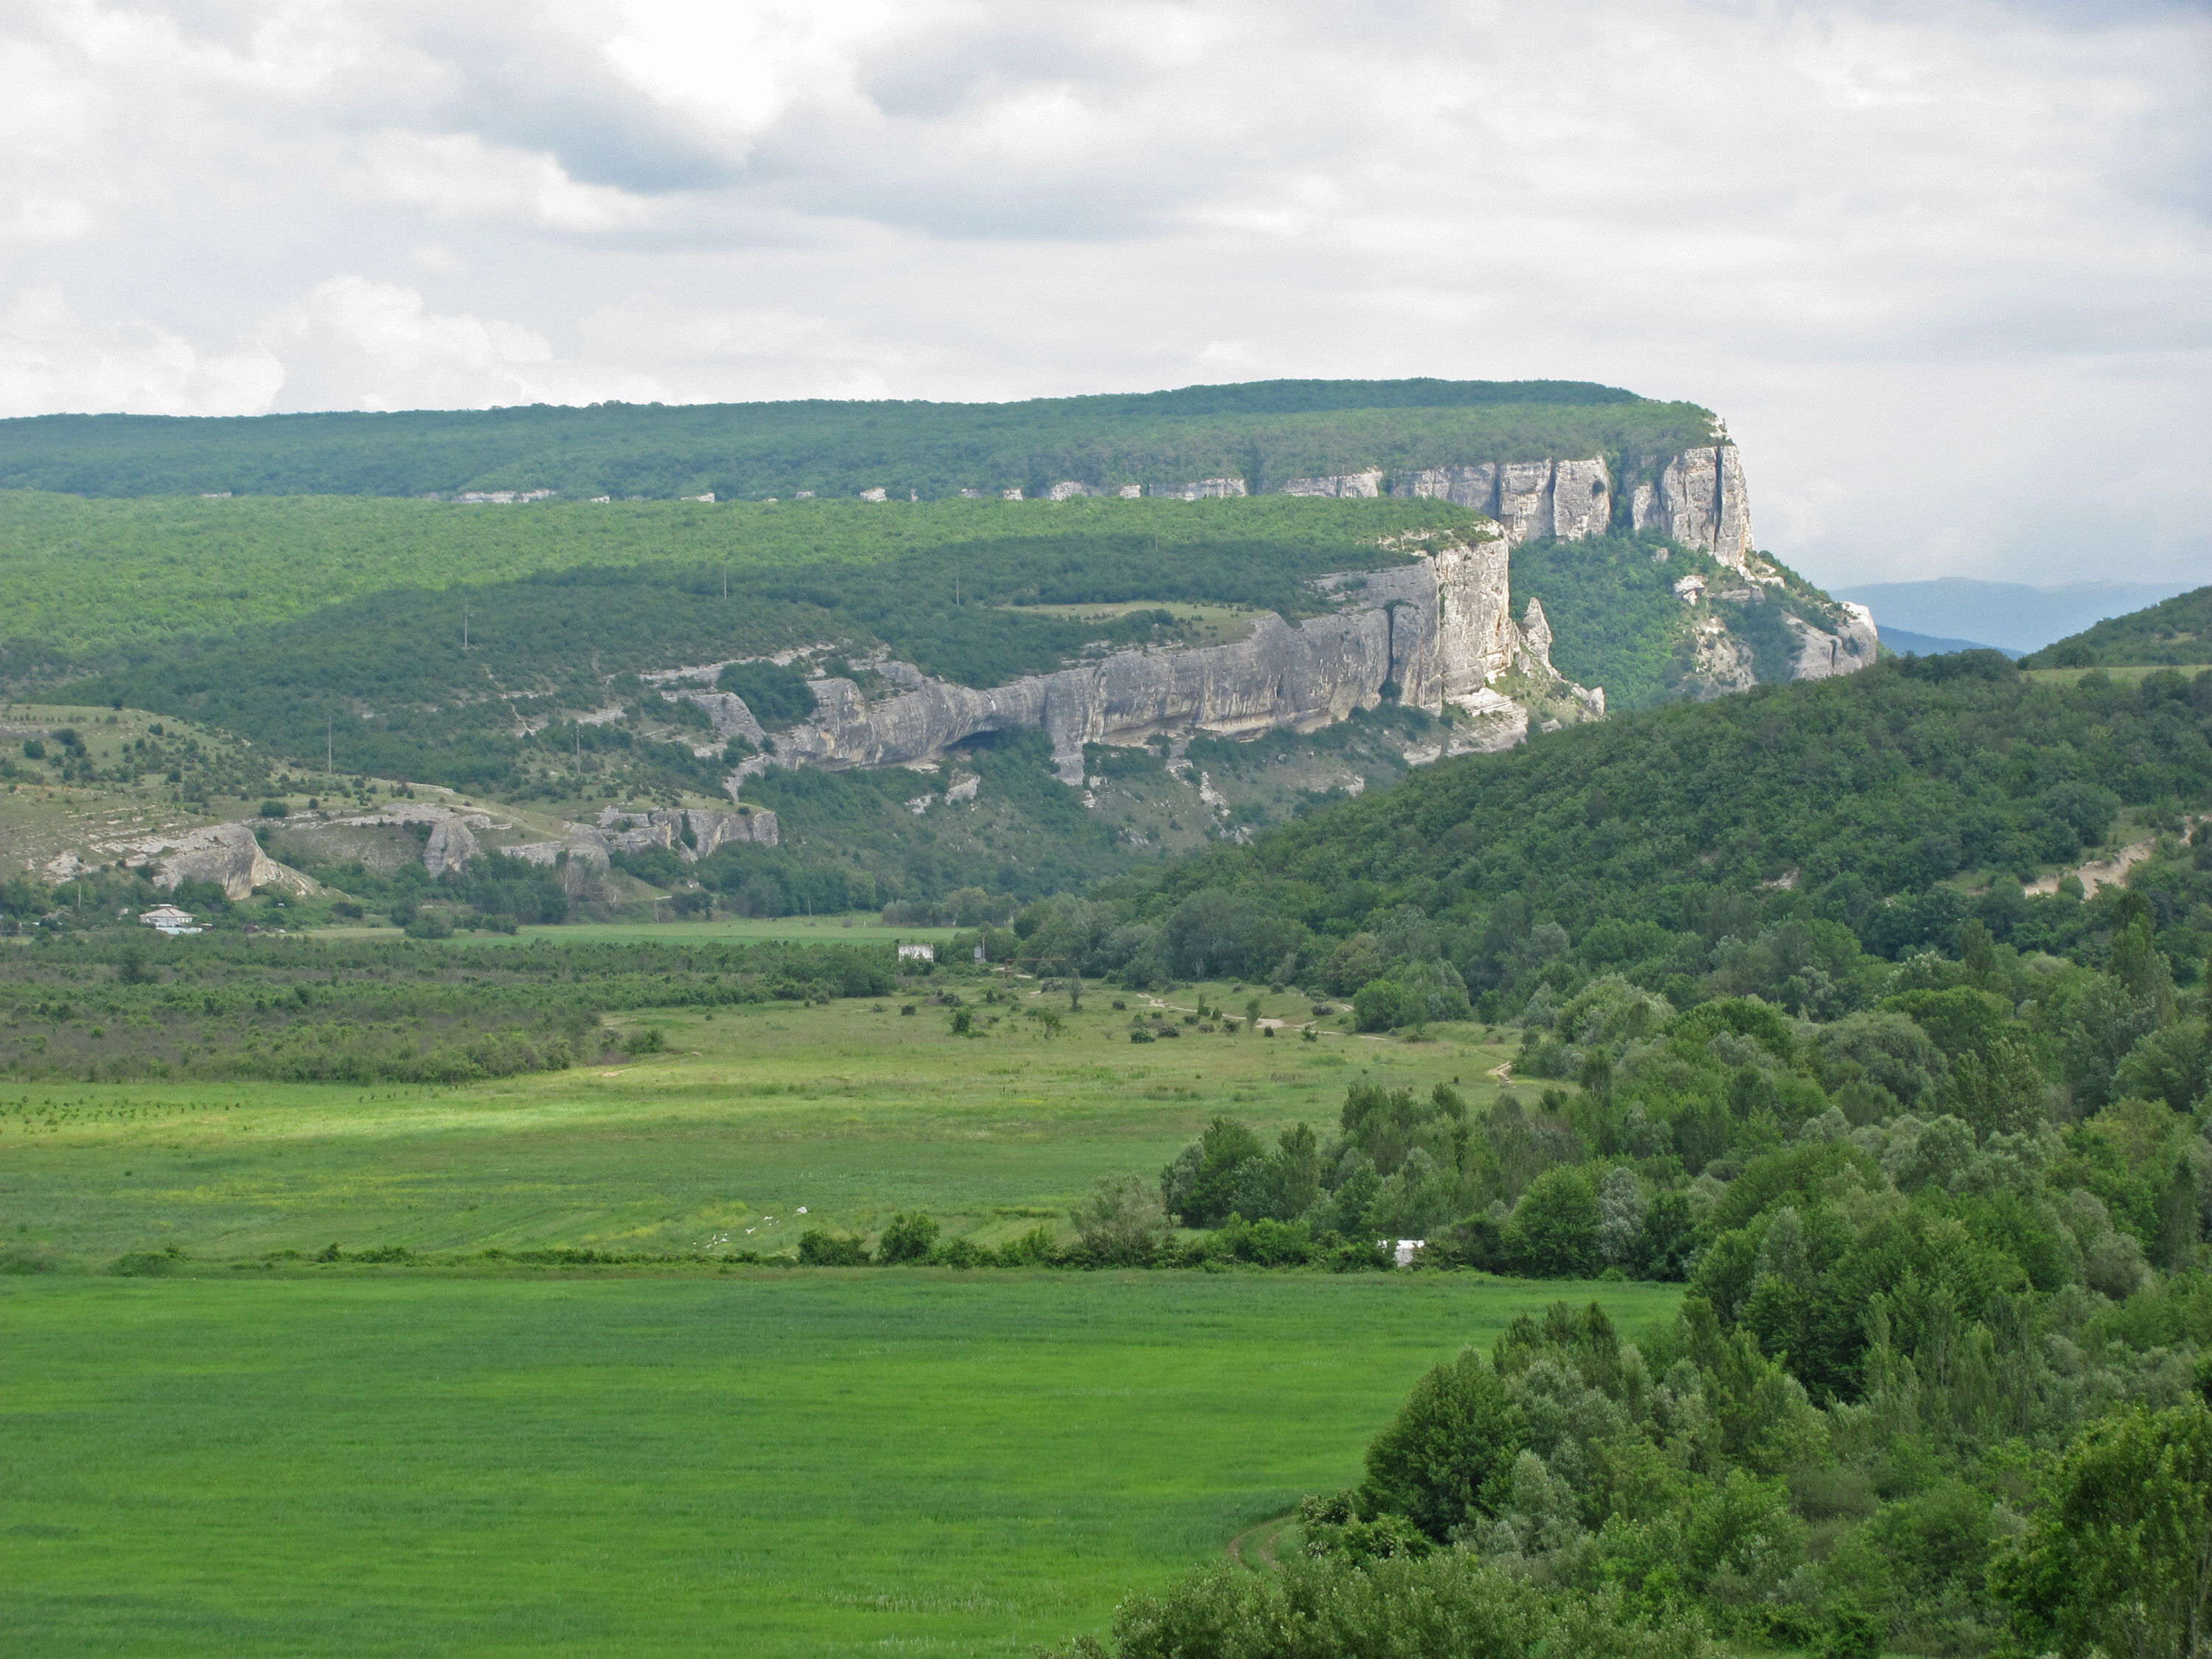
left=754, top=532, right=1596, bottom=786
left=128, top=821, right=319, bottom=900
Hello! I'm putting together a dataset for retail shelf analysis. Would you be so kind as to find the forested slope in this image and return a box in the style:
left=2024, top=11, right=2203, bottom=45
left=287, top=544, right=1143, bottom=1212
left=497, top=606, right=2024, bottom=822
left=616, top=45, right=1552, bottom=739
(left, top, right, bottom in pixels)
left=0, top=378, right=1713, bottom=501
left=1045, top=655, right=2212, bottom=1001
left=2021, top=584, right=2211, bottom=668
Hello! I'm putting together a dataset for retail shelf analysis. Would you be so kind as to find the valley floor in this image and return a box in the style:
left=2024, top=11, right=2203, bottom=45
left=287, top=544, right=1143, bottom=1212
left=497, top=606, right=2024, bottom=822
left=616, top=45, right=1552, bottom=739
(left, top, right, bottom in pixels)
left=1, top=1271, right=1677, bottom=1658
left=0, top=984, right=1673, bottom=1658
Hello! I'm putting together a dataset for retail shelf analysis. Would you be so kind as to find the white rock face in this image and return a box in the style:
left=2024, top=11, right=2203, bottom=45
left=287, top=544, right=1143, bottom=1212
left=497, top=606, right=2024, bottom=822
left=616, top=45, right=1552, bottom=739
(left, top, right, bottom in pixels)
left=136, top=821, right=319, bottom=900
left=1550, top=458, right=1612, bottom=540
left=1782, top=600, right=1879, bottom=681
left=1394, top=462, right=1499, bottom=513
left=509, top=807, right=779, bottom=867
left=767, top=532, right=1592, bottom=787
left=663, top=689, right=768, bottom=748
left=1646, top=446, right=1759, bottom=571
left=1151, top=478, right=1248, bottom=500
left=1281, top=470, right=1384, bottom=498
left=1494, top=462, right=1557, bottom=544
left=1389, top=458, right=1607, bottom=546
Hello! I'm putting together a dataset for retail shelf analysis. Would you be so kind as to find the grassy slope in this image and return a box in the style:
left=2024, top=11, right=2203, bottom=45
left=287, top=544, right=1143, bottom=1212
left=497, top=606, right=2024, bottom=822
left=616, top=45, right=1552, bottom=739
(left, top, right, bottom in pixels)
left=0, top=1272, right=1676, bottom=1659
left=2019, top=584, right=2212, bottom=668
left=0, top=493, right=1474, bottom=661
left=0, top=378, right=1713, bottom=501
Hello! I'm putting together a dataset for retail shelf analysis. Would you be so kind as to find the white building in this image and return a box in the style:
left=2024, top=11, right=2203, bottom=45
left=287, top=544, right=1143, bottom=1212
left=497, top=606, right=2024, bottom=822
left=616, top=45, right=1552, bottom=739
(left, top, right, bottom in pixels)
left=138, top=904, right=201, bottom=935
left=897, top=942, right=935, bottom=962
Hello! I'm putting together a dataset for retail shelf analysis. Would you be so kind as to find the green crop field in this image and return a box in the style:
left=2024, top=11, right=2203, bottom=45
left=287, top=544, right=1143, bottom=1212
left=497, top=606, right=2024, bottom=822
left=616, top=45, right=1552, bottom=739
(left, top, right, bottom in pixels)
left=0, top=973, right=1670, bottom=1658
left=0, top=1270, right=1678, bottom=1659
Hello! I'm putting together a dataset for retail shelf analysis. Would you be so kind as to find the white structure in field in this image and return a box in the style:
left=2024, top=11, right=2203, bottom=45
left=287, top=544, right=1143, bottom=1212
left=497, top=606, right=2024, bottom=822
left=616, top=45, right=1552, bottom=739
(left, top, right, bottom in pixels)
left=897, top=942, right=935, bottom=962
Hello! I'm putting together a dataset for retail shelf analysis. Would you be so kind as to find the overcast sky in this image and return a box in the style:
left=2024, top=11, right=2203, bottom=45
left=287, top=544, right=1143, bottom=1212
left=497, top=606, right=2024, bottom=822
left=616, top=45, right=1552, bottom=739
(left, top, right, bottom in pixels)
left=1, top=0, right=2205, bottom=588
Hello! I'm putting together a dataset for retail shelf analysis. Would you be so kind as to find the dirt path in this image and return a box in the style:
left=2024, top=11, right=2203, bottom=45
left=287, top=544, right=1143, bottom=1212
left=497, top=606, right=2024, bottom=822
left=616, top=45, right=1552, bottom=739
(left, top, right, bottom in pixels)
left=1226, top=1514, right=1296, bottom=1571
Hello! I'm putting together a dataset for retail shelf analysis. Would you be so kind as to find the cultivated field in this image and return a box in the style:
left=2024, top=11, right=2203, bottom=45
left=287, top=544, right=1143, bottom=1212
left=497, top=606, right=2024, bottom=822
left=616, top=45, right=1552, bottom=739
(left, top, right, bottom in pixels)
left=2, top=1270, right=1678, bottom=1658
left=0, top=973, right=1664, bottom=1656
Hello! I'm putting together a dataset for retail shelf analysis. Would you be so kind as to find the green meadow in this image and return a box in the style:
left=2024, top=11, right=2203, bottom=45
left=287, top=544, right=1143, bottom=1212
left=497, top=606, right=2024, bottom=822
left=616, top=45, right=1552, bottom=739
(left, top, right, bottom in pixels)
left=0, top=978, right=1512, bottom=1262
left=0, top=974, right=1673, bottom=1657
left=1, top=1270, right=1677, bottom=1658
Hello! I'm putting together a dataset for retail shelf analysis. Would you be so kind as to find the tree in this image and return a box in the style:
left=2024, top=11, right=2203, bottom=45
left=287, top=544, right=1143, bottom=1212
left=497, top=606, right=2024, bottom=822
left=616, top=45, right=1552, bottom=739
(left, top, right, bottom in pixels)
left=1596, top=1166, right=1646, bottom=1266
left=1160, top=1116, right=1265, bottom=1225
left=1358, top=1348, right=1527, bottom=1543
left=1071, top=1175, right=1168, bottom=1265
left=1946, top=1036, right=2047, bottom=1142
left=1507, top=1166, right=1600, bottom=1277
left=1993, top=1397, right=2212, bottom=1659
left=874, top=1211, right=940, bottom=1265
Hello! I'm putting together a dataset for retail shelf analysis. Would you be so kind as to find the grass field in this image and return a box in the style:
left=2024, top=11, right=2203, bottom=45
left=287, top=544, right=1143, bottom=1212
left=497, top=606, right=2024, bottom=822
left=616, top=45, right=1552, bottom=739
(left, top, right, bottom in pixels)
left=0, top=975, right=1511, bottom=1263
left=0, top=1270, right=1677, bottom=1658
left=0, top=969, right=1649, bottom=1658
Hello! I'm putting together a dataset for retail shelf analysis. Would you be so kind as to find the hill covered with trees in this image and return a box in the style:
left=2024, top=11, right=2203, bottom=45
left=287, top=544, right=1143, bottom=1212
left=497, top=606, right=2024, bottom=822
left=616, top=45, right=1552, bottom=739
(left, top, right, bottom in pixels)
left=1034, top=654, right=2212, bottom=1659
left=0, top=378, right=1714, bottom=503
left=2020, top=584, right=2211, bottom=668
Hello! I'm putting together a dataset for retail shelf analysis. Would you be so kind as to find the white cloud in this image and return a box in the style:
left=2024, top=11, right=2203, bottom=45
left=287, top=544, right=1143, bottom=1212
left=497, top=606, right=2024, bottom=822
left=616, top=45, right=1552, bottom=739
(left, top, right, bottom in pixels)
left=0, top=0, right=2203, bottom=582
left=364, top=131, right=653, bottom=231
left=265, top=276, right=559, bottom=411
left=0, top=288, right=282, bottom=417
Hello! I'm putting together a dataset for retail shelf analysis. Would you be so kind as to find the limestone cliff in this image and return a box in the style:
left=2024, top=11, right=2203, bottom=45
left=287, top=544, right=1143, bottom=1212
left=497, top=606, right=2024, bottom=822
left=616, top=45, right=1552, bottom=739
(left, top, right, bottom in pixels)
left=124, top=821, right=319, bottom=900
left=748, top=531, right=1596, bottom=788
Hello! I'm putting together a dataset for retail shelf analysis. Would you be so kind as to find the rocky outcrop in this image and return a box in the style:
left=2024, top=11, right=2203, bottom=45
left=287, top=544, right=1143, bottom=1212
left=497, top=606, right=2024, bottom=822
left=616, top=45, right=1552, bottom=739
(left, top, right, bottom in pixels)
left=1150, top=478, right=1248, bottom=500
left=1283, top=470, right=1384, bottom=498
left=1631, top=445, right=1759, bottom=572
left=1392, top=458, right=1613, bottom=547
left=746, top=532, right=1594, bottom=786
left=661, top=689, right=768, bottom=748
left=1782, top=600, right=1879, bottom=681
left=509, top=807, right=780, bottom=867
left=129, top=821, right=319, bottom=900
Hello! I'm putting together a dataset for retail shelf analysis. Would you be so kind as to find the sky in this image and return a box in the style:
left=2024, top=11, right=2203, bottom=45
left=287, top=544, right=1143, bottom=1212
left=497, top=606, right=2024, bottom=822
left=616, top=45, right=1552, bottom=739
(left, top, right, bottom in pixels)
left=1, top=0, right=2206, bottom=589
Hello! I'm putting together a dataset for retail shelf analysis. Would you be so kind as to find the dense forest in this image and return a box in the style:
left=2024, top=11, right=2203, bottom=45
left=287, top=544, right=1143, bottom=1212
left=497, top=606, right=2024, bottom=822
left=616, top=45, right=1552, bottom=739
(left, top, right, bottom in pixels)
left=1073, top=655, right=2212, bottom=991
left=0, top=378, right=1713, bottom=502
left=1022, top=656, right=2212, bottom=1659
left=2021, top=584, right=2211, bottom=669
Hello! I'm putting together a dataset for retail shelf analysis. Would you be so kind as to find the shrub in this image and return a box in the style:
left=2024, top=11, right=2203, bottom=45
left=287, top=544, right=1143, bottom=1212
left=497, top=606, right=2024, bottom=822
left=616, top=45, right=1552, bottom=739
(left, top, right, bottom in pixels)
left=796, top=1229, right=869, bottom=1266
left=1071, top=1175, right=1168, bottom=1265
left=874, top=1211, right=941, bottom=1265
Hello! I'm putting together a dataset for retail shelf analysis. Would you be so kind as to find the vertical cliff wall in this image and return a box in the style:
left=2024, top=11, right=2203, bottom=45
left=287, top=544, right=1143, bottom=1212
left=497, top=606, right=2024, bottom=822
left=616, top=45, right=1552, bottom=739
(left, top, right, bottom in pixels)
left=747, top=532, right=1596, bottom=790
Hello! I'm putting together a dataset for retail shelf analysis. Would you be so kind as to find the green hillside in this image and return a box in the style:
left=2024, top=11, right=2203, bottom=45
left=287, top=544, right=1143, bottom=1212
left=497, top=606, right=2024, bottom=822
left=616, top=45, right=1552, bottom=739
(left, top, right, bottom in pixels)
left=2020, top=583, right=2212, bottom=668
left=0, top=491, right=1468, bottom=662
left=0, top=378, right=1713, bottom=501
left=1090, top=653, right=2212, bottom=1001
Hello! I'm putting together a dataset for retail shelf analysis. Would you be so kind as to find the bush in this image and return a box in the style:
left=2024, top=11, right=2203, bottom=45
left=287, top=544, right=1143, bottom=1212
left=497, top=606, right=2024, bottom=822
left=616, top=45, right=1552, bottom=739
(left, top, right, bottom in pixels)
left=796, top=1229, right=869, bottom=1266
left=404, top=909, right=453, bottom=940
left=107, top=1243, right=186, bottom=1276
left=874, top=1211, right=941, bottom=1265
left=1060, top=1548, right=1710, bottom=1659
left=1071, top=1175, right=1168, bottom=1265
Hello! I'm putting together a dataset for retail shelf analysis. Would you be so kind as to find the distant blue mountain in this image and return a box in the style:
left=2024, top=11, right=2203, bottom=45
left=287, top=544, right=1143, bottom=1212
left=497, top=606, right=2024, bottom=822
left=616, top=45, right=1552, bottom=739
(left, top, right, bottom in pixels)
left=1835, top=577, right=2195, bottom=654
left=1876, top=627, right=2023, bottom=661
